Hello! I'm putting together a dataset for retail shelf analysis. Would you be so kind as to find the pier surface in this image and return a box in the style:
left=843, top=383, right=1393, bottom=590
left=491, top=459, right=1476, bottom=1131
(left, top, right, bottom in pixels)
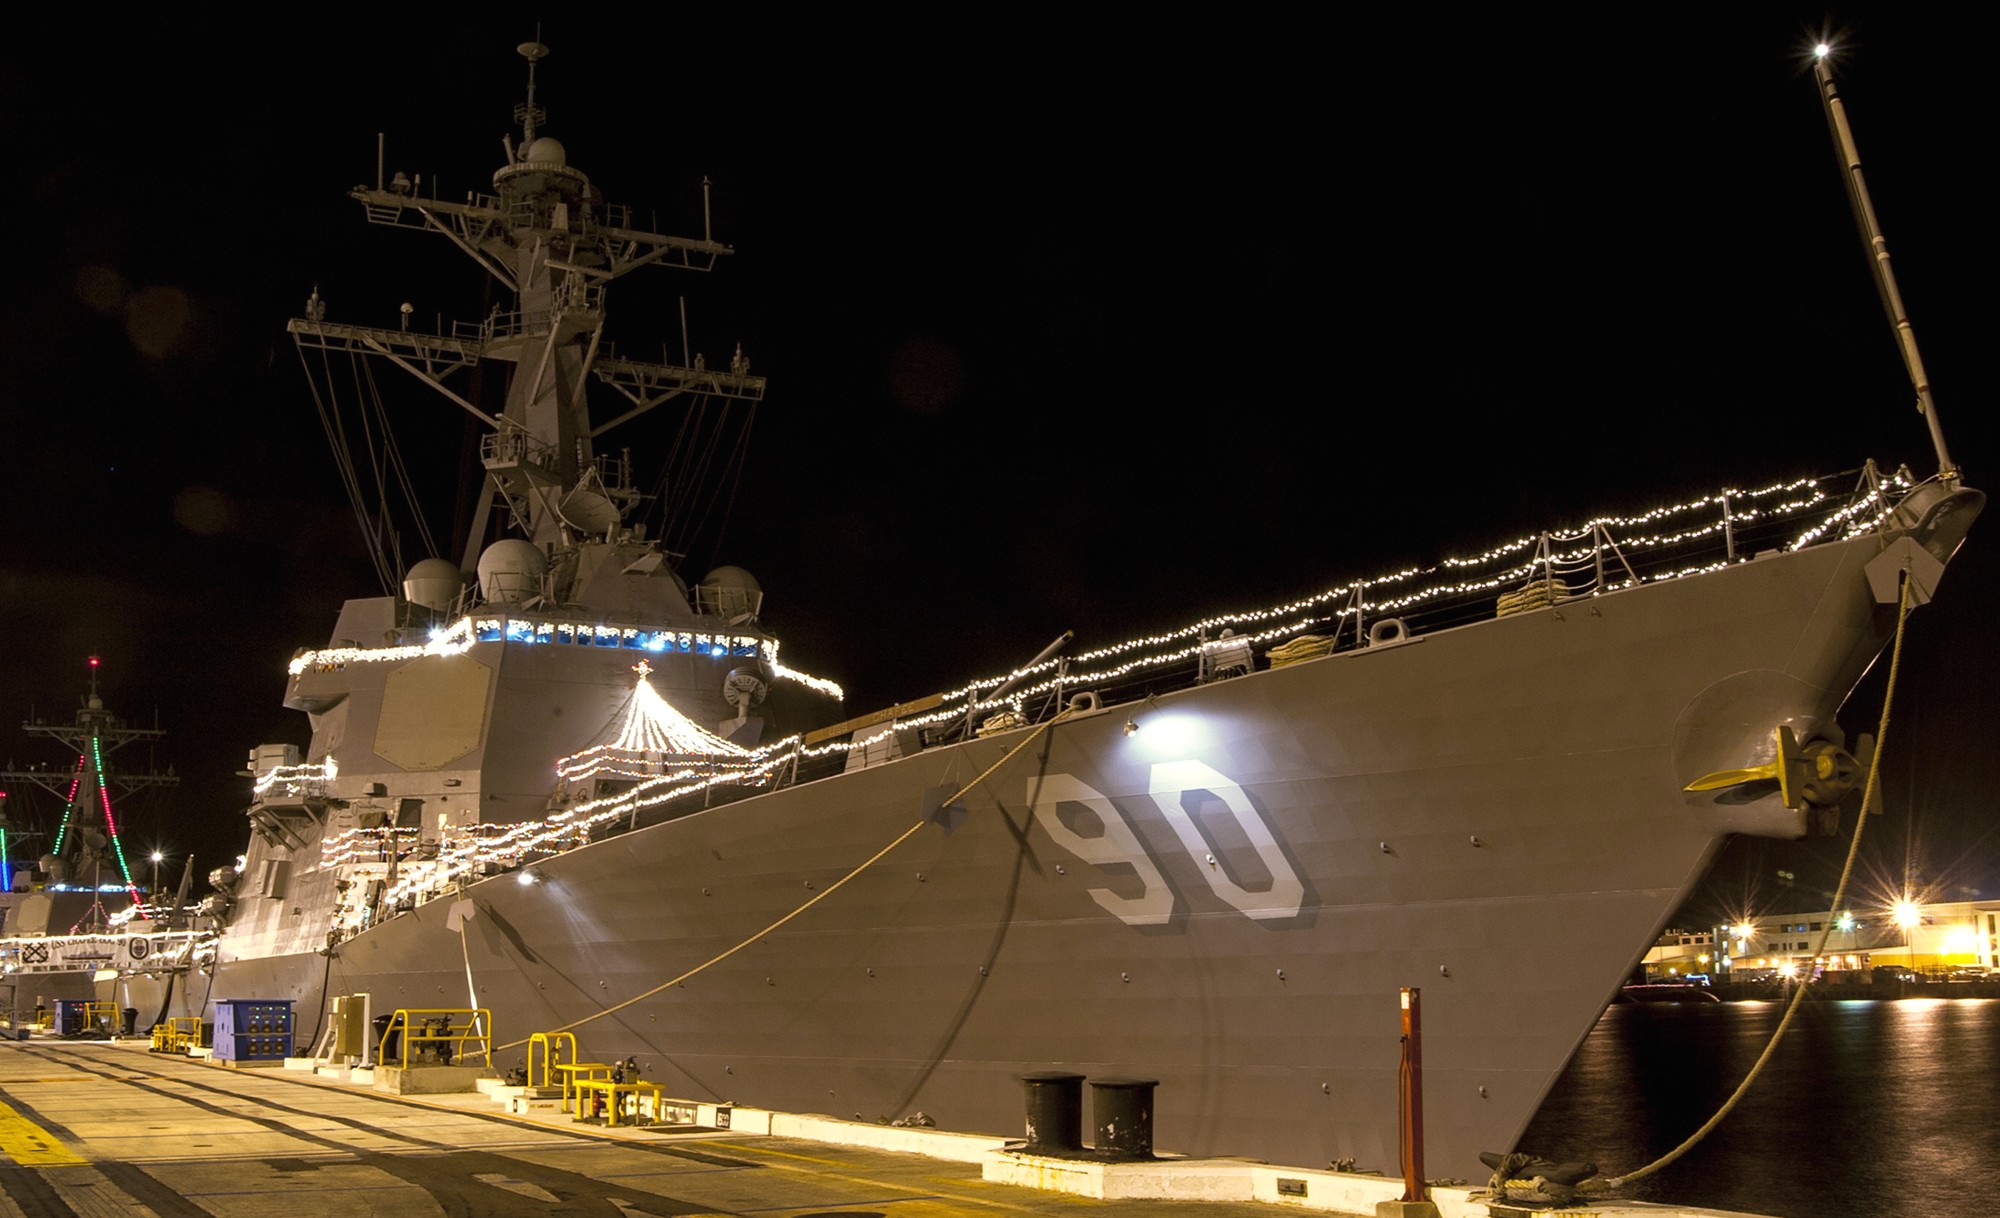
left=0, top=1039, right=1287, bottom=1217
left=0, top=1039, right=1775, bottom=1217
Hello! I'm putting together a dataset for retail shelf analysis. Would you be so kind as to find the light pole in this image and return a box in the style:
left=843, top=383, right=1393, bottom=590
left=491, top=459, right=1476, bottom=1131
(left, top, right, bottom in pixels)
left=1894, top=898, right=1922, bottom=974
left=149, top=851, right=164, bottom=906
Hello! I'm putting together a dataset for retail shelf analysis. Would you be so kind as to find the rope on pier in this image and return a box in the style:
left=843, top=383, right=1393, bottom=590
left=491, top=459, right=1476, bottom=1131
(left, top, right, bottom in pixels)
left=1607, top=566, right=1916, bottom=1188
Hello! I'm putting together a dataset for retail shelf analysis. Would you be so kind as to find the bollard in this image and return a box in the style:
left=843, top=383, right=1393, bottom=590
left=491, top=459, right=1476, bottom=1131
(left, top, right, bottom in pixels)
left=1090, top=1075, right=1158, bottom=1160
left=1019, top=1070, right=1085, bottom=1154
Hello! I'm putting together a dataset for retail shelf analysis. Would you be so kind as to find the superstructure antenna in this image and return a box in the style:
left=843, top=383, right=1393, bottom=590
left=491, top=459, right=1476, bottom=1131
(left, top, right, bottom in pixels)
left=1813, top=43, right=1958, bottom=486
left=516, top=38, right=549, bottom=147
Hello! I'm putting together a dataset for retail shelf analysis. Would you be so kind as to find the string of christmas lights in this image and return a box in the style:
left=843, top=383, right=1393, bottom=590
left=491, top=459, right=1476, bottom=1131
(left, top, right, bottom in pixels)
left=555, top=660, right=752, bottom=783
left=301, top=468, right=1911, bottom=923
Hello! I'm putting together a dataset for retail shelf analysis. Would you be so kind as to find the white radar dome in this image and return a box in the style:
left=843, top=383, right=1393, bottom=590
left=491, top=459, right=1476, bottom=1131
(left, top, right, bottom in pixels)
left=698, top=565, right=763, bottom=624
left=477, top=539, right=548, bottom=605
left=402, top=557, right=466, bottom=612
left=523, top=136, right=567, bottom=167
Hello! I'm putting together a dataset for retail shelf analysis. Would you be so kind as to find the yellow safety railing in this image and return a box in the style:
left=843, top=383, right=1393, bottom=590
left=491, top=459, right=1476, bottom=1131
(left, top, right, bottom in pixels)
left=526, top=1030, right=578, bottom=1090
left=78, top=1001, right=119, bottom=1034
left=376, top=1008, right=492, bottom=1069
left=150, top=1016, right=203, bottom=1055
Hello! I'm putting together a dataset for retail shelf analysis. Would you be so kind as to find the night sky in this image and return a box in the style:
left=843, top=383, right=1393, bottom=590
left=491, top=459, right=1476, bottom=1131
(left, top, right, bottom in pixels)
left=1, top=11, right=1992, bottom=924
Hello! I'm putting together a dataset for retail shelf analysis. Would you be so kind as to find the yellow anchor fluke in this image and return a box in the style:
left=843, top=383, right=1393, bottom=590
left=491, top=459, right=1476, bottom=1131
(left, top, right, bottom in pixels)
left=1685, top=726, right=1867, bottom=813
left=1684, top=763, right=1780, bottom=792
left=1686, top=726, right=1807, bottom=807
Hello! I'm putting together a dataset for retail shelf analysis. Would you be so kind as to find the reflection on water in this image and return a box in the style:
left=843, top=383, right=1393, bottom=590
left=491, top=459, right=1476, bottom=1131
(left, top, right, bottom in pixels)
left=1519, top=998, right=1999, bottom=1218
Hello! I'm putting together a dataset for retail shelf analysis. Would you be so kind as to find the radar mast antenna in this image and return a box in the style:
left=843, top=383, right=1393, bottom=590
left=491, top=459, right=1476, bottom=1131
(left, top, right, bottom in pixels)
left=1813, top=43, right=1958, bottom=486
left=516, top=37, right=549, bottom=147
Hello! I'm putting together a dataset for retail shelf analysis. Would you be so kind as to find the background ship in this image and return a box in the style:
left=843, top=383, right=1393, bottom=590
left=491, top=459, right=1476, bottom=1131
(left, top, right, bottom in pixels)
left=0, top=11, right=1992, bottom=1200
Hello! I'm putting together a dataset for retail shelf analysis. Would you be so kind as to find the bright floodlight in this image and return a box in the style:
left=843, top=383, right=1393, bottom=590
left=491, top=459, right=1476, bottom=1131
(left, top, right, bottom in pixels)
left=1814, top=42, right=1831, bottom=59
left=150, top=851, right=164, bottom=863
left=1893, top=898, right=1921, bottom=929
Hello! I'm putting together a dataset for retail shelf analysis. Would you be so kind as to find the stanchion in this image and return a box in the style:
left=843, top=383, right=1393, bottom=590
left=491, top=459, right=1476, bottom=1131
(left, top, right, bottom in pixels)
left=1378, top=987, right=1440, bottom=1217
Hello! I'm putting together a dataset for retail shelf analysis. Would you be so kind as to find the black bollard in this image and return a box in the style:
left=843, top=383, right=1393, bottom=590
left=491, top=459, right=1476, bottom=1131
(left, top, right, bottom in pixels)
left=1090, top=1076, right=1158, bottom=1160
left=1019, top=1070, right=1085, bottom=1154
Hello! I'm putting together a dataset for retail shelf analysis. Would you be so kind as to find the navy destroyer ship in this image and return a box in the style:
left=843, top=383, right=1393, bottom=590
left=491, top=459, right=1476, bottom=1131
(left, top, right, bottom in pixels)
left=2, top=37, right=1980, bottom=1183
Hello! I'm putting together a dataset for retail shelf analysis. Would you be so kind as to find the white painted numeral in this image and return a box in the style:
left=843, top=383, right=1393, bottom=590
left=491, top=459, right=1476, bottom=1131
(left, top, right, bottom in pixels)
left=1148, top=760, right=1305, bottom=920
left=1030, top=774, right=1177, bottom=925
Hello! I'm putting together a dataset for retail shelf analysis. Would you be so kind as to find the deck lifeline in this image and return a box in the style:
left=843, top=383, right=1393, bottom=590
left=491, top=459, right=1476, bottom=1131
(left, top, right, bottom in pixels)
left=0, top=1038, right=1771, bottom=1218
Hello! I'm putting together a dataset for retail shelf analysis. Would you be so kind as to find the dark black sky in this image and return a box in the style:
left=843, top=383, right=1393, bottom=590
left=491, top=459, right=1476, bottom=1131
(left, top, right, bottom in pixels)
left=1, top=10, right=1992, bottom=915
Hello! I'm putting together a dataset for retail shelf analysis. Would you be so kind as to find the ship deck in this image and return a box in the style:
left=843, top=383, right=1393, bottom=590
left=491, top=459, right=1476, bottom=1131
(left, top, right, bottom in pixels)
left=0, top=1038, right=1775, bottom=1217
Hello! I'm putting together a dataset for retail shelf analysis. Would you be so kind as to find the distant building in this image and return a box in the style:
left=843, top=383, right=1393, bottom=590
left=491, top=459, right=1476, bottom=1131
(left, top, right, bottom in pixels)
left=1643, top=900, right=2000, bottom=981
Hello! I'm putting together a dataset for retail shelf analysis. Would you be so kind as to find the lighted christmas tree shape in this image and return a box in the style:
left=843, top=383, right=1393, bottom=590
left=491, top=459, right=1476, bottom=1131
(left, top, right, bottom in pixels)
left=557, top=659, right=751, bottom=786
left=0, top=657, right=178, bottom=929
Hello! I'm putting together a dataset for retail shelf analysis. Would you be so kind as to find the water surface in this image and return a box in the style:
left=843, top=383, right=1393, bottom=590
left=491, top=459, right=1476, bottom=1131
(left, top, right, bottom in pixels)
left=1519, top=997, right=1998, bottom=1218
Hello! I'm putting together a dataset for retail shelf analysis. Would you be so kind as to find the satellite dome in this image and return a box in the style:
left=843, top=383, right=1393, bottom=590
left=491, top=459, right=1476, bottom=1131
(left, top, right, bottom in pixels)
left=477, top=539, right=548, bottom=605
left=402, top=557, right=465, bottom=612
left=523, top=136, right=567, bottom=167
left=698, top=565, right=763, bottom=624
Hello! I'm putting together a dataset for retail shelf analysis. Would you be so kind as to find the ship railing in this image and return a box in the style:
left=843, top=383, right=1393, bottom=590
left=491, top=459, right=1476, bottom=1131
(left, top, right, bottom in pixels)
left=480, top=423, right=559, bottom=473
left=474, top=306, right=570, bottom=344
left=377, top=1007, right=492, bottom=1070
left=592, top=449, right=635, bottom=495
left=801, top=466, right=1909, bottom=770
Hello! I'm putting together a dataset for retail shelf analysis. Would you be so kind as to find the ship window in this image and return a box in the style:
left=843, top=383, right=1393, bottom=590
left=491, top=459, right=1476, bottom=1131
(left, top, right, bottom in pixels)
left=732, top=637, right=758, bottom=656
left=644, top=633, right=669, bottom=652
left=556, top=623, right=577, bottom=645
left=475, top=619, right=504, bottom=642
left=535, top=622, right=554, bottom=643
left=594, top=626, right=621, bottom=647
left=1810, top=922, right=1823, bottom=931
left=505, top=620, right=535, bottom=643
left=695, top=633, right=713, bottom=656
left=621, top=629, right=641, bottom=648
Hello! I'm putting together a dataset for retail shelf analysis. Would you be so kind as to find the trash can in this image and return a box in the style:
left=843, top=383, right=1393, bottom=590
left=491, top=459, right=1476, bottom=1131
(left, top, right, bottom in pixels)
left=372, top=1013, right=399, bottom=1064
left=121, top=1008, right=138, bottom=1037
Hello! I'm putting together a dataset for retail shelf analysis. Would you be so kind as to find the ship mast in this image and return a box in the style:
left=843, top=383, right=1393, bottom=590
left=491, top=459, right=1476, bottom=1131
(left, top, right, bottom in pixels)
left=1814, top=43, right=1958, bottom=486
left=289, top=38, right=766, bottom=579
left=0, top=658, right=178, bottom=925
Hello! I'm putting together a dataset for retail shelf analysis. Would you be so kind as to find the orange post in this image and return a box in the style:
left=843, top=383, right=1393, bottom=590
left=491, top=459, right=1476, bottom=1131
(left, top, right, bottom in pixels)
left=1399, top=987, right=1425, bottom=1203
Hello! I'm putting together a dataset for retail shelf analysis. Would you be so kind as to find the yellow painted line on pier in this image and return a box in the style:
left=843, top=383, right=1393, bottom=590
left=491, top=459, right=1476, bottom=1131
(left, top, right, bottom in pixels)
left=0, top=1097, right=86, bottom=1166
left=685, top=1138, right=846, bottom=1166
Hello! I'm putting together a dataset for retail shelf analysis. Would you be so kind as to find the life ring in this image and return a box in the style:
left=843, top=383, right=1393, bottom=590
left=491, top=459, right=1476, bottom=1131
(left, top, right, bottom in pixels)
left=1367, top=618, right=1409, bottom=647
left=1067, top=691, right=1102, bottom=713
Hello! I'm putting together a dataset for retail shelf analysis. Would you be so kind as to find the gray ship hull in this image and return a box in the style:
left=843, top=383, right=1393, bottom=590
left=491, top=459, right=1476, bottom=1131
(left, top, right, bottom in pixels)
left=197, top=522, right=1931, bottom=1178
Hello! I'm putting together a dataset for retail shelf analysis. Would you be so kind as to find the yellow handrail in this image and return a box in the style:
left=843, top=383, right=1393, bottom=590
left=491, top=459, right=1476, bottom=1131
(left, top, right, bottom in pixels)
left=376, top=1007, right=492, bottom=1069
left=526, top=1030, right=577, bottom=1089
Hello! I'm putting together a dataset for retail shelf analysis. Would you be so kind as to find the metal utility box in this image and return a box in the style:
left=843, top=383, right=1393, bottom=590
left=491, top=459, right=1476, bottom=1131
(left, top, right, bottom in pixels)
left=54, top=999, right=99, bottom=1036
left=212, top=999, right=294, bottom=1062
left=330, top=993, right=371, bottom=1057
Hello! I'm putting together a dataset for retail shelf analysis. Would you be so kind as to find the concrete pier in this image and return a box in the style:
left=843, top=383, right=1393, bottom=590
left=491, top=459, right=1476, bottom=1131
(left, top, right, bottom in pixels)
left=0, top=1038, right=1775, bottom=1217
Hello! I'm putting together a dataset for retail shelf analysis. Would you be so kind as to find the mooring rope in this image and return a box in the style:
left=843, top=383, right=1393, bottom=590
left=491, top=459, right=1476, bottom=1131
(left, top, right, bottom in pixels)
left=1606, top=565, right=1915, bottom=1188
left=488, top=707, right=1075, bottom=1053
